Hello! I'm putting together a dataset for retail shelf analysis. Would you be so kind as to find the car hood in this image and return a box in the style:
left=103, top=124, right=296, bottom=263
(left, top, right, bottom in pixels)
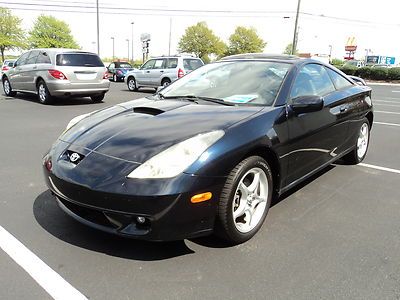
left=60, top=98, right=264, bottom=163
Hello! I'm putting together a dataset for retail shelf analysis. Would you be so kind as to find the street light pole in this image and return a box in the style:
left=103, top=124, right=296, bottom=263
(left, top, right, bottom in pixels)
left=291, top=0, right=301, bottom=55
left=328, top=45, right=333, bottom=63
left=168, top=18, right=172, bottom=56
left=96, top=0, right=100, bottom=55
left=111, top=37, right=115, bottom=60
left=131, top=22, right=134, bottom=63
left=126, top=39, right=130, bottom=61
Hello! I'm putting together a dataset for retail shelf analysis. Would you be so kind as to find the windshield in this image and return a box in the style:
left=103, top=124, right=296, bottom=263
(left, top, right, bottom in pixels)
left=160, top=61, right=290, bottom=106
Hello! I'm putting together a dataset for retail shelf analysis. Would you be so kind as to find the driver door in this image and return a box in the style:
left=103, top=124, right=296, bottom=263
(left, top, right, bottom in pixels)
left=285, top=63, right=348, bottom=185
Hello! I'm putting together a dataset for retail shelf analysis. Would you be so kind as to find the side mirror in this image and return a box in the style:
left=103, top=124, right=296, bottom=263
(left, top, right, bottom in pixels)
left=290, top=95, right=324, bottom=114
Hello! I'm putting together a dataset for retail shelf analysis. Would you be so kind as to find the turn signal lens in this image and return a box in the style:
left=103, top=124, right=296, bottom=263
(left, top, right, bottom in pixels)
left=191, top=192, right=212, bottom=203
left=103, top=72, right=109, bottom=79
left=178, top=68, right=184, bottom=78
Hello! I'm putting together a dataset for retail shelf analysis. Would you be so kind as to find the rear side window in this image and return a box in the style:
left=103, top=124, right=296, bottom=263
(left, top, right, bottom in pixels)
left=166, top=58, right=178, bottom=69
left=7, top=61, right=14, bottom=67
left=118, top=63, right=132, bottom=68
left=326, top=67, right=353, bottom=90
left=56, top=53, right=104, bottom=67
left=36, top=52, right=51, bottom=64
left=183, top=59, right=203, bottom=71
left=153, top=59, right=165, bottom=69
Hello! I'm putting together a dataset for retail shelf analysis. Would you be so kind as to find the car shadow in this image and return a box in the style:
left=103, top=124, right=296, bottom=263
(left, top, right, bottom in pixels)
left=33, top=190, right=195, bottom=261
left=2, top=92, right=96, bottom=106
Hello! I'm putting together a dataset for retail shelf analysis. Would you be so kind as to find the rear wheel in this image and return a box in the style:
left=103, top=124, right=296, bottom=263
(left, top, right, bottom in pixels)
left=161, top=78, right=171, bottom=87
left=3, top=77, right=17, bottom=97
left=127, top=76, right=137, bottom=91
left=215, top=156, right=273, bottom=244
left=37, top=80, right=53, bottom=104
left=91, top=94, right=105, bottom=103
left=343, top=118, right=370, bottom=164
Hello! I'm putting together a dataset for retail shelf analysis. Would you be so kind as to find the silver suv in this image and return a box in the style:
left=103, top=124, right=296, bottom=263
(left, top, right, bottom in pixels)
left=124, top=55, right=204, bottom=91
left=2, top=49, right=110, bottom=104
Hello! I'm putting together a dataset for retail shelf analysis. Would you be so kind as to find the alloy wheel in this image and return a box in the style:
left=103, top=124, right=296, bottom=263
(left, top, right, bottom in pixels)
left=357, top=123, right=369, bottom=159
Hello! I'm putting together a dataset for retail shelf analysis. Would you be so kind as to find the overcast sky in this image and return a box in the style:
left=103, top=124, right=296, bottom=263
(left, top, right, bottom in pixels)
left=4, top=0, right=400, bottom=62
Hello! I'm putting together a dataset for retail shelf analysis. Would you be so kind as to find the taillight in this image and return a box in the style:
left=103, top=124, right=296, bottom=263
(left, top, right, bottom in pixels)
left=103, top=72, right=108, bottom=79
left=2, top=66, right=8, bottom=71
left=48, top=69, right=67, bottom=80
left=178, top=68, right=184, bottom=78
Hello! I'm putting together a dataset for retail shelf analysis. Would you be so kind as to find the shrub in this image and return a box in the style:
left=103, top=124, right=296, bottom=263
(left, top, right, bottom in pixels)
left=338, top=66, right=357, bottom=76
left=355, top=67, right=371, bottom=78
left=369, top=67, right=389, bottom=80
left=388, top=67, right=400, bottom=80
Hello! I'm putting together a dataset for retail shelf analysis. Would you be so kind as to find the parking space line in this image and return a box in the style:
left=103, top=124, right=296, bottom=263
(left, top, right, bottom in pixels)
left=359, top=163, right=400, bottom=175
left=375, top=100, right=400, bottom=104
left=374, top=122, right=400, bottom=127
left=0, top=225, right=87, bottom=300
left=375, top=110, right=400, bottom=115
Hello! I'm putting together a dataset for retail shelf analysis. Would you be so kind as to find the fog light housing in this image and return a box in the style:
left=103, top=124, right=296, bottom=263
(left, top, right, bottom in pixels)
left=136, top=216, right=146, bottom=224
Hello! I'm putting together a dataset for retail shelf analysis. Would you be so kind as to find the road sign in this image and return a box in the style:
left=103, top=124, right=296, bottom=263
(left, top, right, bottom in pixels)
left=140, top=33, right=151, bottom=42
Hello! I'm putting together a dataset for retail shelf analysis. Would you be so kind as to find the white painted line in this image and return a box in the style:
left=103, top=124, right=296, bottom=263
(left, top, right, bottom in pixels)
left=375, top=100, right=400, bottom=104
left=375, top=110, right=400, bottom=115
left=359, top=163, right=400, bottom=175
left=0, top=225, right=87, bottom=300
left=392, top=90, right=400, bottom=93
left=374, top=103, right=400, bottom=107
left=375, top=122, right=400, bottom=127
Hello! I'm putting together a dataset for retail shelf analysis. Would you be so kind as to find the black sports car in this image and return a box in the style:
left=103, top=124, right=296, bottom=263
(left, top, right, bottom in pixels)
left=43, top=54, right=373, bottom=244
left=107, top=61, right=134, bottom=82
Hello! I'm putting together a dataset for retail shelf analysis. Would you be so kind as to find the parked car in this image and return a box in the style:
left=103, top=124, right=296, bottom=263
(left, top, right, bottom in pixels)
left=343, top=60, right=365, bottom=68
left=1, top=59, right=16, bottom=75
left=43, top=54, right=373, bottom=244
left=107, top=61, right=134, bottom=82
left=2, top=49, right=110, bottom=104
left=124, top=55, right=204, bottom=91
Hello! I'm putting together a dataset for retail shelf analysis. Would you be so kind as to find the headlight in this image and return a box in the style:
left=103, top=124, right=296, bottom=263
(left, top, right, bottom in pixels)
left=127, top=130, right=225, bottom=179
left=65, top=113, right=91, bottom=132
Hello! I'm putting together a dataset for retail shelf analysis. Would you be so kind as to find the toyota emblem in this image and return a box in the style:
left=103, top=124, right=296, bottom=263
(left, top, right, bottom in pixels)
left=70, top=152, right=81, bottom=162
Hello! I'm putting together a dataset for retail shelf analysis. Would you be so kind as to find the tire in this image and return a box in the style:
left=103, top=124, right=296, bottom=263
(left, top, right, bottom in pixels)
left=343, top=118, right=370, bottom=164
left=3, top=77, right=17, bottom=97
left=91, top=94, right=105, bottom=103
left=161, top=78, right=171, bottom=87
left=215, top=156, right=273, bottom=244
left=127, top=76, right=137, bottom=91
left=37, top=80, right=53, bottom=104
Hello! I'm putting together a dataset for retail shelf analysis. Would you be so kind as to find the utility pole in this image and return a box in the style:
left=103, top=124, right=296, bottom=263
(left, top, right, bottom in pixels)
left=126, top=39, right=130, bottom=61
left=131, top=22, right=134, bottom=63
left=96, top=0, right=100, bottom=55
left=291, top=0, right=301, bottom=55
left=111, top=37, right=115, bottom=60
left=168, top=18, right=172, bottom=56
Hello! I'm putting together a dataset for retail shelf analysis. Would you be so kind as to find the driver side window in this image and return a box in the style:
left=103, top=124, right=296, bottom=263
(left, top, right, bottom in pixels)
left=290, top=64, right=335, bottom=99
left=14, top=52, right=30, bottom=67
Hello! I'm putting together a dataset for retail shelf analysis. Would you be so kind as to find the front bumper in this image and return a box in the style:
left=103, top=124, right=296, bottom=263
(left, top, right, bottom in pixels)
left=43, top=159, right=226, bottom=241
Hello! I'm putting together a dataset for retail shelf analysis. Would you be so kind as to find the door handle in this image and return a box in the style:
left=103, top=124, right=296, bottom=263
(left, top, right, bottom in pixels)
left=146, top=71, right=150, bottom=73
left=160, top=70, right=164, bottom=73
left=340, top=106, right=347, bottom=113
left=33, top=66, right=38, bottom=70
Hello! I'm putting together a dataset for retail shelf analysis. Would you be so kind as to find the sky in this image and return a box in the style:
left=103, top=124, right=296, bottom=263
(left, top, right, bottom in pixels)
left=3, top=0, right=400, bottom=63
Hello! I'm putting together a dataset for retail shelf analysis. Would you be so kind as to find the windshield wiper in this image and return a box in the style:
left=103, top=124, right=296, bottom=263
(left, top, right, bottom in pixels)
left=164, top=95, right=234, bottom=106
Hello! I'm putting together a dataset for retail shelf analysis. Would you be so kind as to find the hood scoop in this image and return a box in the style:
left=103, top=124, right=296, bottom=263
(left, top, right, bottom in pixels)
left=133, top=106, right=165, bottom=116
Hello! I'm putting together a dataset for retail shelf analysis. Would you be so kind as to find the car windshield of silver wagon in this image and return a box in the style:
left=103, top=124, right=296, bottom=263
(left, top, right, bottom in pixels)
left=160, top=61, right=290, bottom=106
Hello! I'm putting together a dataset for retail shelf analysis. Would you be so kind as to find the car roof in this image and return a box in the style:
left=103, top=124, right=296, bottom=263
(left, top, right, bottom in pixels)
left=221, top=53, right=301, bottom=62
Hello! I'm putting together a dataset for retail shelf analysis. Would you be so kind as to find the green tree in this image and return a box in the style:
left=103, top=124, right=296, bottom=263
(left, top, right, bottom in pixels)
left=283, top=43, right=298, bottom=55
left=0, top=7, right=25, bottom=61
left=29, top=15, right=79, bottom=49
left=226, top=26, right=266, bottom=55
left=178, top=22, right=226, bottom=62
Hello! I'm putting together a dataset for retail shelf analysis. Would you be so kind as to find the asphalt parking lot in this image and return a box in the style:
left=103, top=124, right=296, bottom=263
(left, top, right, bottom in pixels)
left=0, top=81, right=399, bottom=299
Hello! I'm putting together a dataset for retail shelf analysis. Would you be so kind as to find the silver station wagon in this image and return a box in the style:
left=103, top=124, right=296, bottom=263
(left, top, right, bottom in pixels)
left=2, top=49, right=110, bottom=104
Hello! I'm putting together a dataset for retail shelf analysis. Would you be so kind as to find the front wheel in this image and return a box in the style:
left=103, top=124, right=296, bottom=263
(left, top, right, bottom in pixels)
left=127, top=76, right=137, bottom=91
left=343, top=118, right=370, bottom=164
left=37, top=80, right=53, bottom=104
left=215, top=156, right=273, bottom=244
left=3, top=77, right=17, bottom=97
